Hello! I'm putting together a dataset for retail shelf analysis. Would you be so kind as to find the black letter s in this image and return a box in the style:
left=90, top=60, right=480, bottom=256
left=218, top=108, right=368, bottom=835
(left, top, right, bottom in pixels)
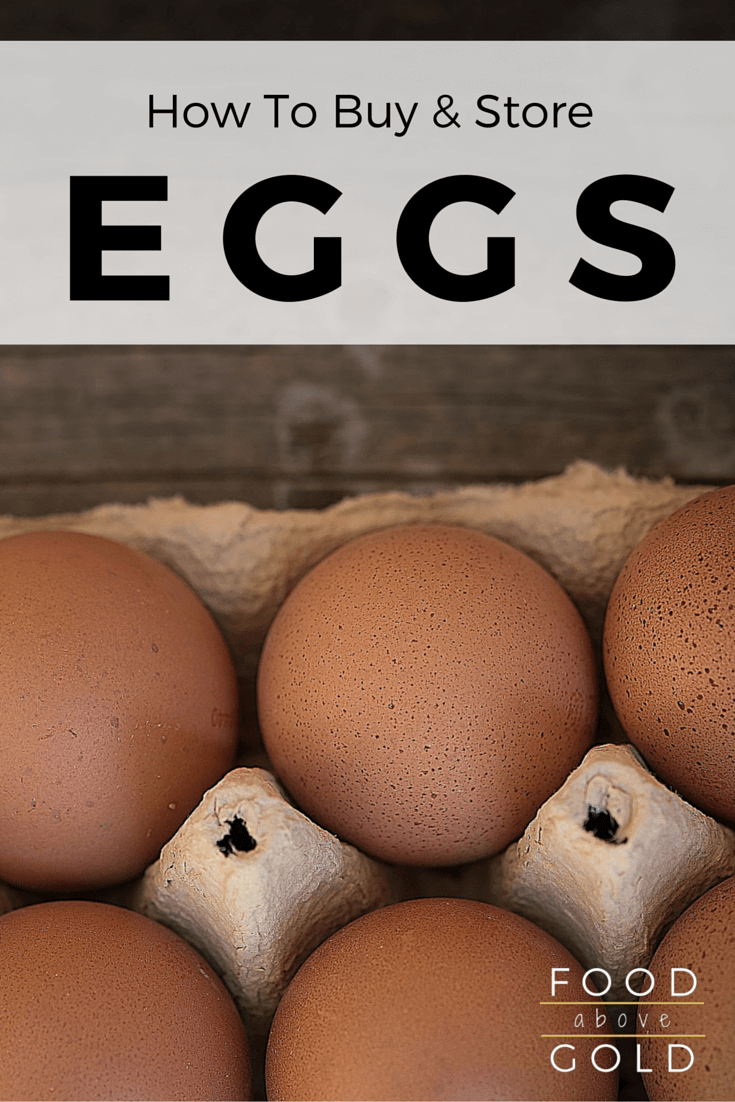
left=570, top=174, right=675, bottom=301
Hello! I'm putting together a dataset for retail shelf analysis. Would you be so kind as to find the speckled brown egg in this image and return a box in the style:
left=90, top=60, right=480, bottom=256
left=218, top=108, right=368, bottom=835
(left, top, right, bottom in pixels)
left=640, top=875, right=735, bottom=1100
left=0, top=530, right=239, bottom=892
left=603, top=485, right=735, bottom=824
left=0, top=899, right=252, bottom=1101
left=257, top=523, right=597, bottom=866
left=265, top=897, right=618, bottom=1101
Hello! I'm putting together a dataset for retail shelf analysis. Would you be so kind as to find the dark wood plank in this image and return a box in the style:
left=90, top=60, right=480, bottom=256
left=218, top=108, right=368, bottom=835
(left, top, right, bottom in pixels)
left=1, top=0, right=732, bottom=39
left=0, top=346, right=732, bottom=516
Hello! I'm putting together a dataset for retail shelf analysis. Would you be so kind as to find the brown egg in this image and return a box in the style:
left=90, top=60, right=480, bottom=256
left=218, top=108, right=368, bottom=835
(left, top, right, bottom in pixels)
left=603, top=485, right=735, bottom=824
left=0, top=899, right=252, bottom=1101
left=257, top=524, right=597, bottom=865
left=639, top=875, right=735, bottom=1100
left=266, top=897, right=618, bottom=1101
left=0, top=531, right=239, bottom=892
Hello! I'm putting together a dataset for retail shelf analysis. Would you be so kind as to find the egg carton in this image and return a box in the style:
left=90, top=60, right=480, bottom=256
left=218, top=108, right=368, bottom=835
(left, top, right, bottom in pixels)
left=0, top=460, right=730, bottom=1096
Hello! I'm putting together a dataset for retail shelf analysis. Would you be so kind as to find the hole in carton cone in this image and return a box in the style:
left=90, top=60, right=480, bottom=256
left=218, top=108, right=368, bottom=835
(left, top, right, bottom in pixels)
left=583, top=806, right=627, bottom=844
left=217, top=816, right=257, bottom=857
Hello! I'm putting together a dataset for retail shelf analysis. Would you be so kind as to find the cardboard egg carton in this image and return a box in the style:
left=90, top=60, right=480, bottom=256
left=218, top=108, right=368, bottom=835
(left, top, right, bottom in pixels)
left=1, top=461, right=732, bottom=1080
left=0, top=460, right=712, bottom=738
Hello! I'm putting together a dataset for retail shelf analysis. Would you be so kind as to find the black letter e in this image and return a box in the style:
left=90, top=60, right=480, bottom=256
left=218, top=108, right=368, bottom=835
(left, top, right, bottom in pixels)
left=69, top=176, right=169, bottom=301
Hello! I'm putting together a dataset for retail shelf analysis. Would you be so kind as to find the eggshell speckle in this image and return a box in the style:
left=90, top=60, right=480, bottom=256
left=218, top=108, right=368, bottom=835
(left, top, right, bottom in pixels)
left=0, top=531, right=239, bottom=892
left=640, top=875, right=735, bottom=1100
left=604, top=485, right=735, bottom=824
left=0, top=899, right=252, bottom=1101
left=265, top=897, right=617, bottom=1101
left=257, top=524, right=597, bottom=865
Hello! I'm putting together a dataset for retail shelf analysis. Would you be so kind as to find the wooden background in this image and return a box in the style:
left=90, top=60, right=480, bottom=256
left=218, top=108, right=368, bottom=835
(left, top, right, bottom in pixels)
left=1, top=0, right=733, bottom=39
left=0, top=346, right=731, bottom=517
